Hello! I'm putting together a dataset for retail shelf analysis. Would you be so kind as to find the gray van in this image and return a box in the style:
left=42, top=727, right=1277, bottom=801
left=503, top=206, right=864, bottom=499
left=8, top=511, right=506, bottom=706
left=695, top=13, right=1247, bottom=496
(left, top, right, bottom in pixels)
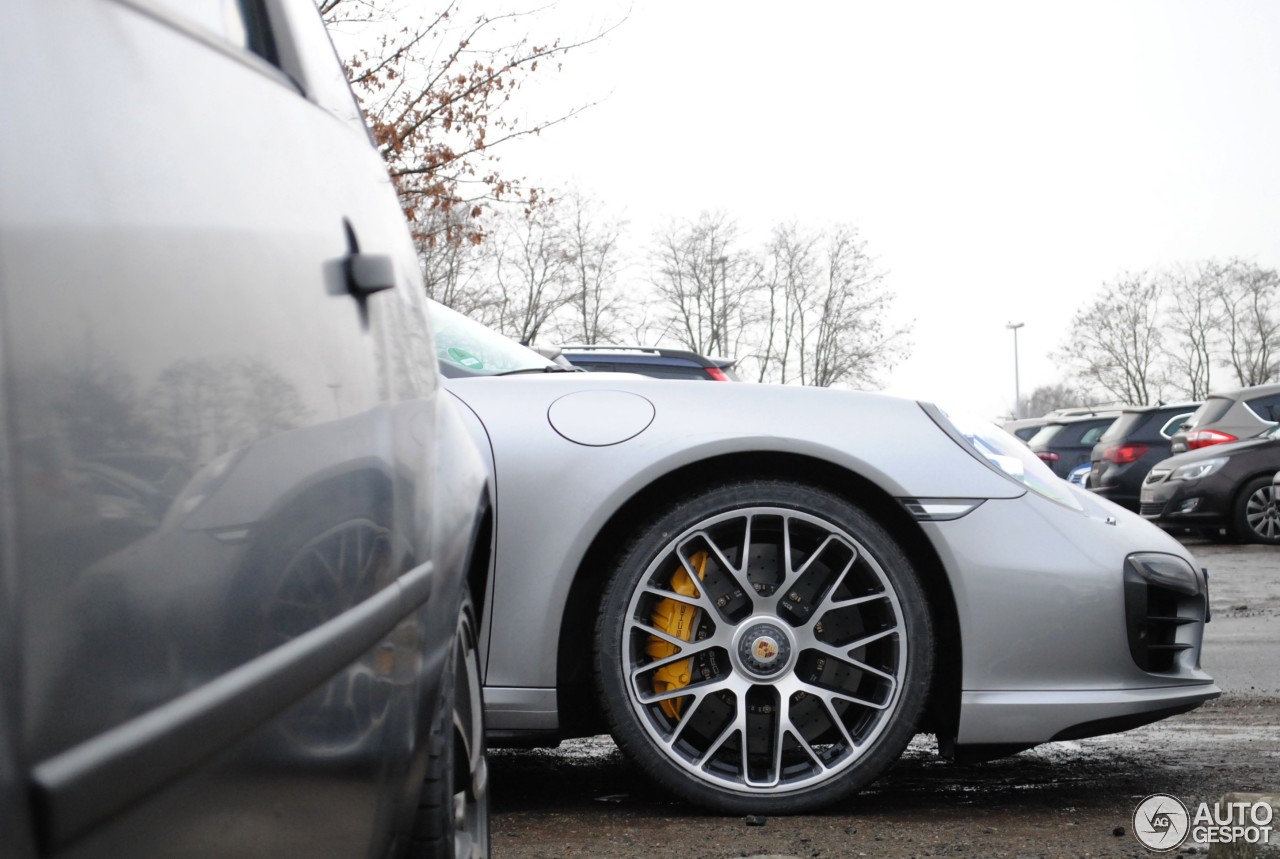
left=1, top=1, right=490, bottom=856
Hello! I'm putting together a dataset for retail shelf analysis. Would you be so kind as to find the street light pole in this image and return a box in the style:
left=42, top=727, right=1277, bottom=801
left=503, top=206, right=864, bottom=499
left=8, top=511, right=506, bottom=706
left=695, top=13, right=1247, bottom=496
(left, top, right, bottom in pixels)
left=1006, top=322, right=1025, bottom=419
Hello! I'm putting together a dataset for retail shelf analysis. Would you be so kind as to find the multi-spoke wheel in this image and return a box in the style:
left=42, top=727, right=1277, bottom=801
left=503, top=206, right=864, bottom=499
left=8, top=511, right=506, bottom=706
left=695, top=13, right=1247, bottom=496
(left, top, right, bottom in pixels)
left=412, top=587, right=489, bottom=858
left=1235, top=476, right=1280, bottom=544
left=595, top=480, right=932, bottom=814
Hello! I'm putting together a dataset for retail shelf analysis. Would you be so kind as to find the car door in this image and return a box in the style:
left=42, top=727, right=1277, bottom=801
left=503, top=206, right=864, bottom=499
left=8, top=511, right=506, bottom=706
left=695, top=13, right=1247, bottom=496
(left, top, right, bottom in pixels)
left=0, top=0, right=438, bottom=855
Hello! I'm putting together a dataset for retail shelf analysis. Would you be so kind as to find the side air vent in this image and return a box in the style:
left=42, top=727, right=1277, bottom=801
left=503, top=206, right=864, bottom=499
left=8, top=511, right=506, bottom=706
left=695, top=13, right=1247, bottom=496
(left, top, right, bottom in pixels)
left=1123, top=553, right=1206, bottom=673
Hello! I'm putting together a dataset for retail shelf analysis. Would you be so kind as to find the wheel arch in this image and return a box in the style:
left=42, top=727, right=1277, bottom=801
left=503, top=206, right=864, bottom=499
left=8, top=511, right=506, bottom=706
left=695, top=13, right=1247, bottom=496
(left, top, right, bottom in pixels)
left=554, top=450, right=963, bottom=742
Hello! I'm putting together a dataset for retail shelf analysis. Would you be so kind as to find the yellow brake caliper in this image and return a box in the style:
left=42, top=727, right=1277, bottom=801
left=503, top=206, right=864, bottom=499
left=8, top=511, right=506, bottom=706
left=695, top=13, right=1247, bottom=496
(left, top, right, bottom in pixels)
left=646, top=551, right=708, bottom=719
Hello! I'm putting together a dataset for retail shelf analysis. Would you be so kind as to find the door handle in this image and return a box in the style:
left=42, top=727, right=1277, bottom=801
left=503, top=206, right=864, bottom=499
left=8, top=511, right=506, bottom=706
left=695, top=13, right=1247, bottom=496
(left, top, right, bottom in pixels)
left=342, top=218, right=396, bottom=299
left=346, top=252, right=395, bottom=297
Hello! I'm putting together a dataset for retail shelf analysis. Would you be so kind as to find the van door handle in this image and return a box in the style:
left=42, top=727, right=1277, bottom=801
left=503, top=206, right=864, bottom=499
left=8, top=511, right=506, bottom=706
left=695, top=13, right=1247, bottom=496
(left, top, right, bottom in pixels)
left=346, top=252, right=395, bottom=297
left=342, top=218, right=395, bottom=299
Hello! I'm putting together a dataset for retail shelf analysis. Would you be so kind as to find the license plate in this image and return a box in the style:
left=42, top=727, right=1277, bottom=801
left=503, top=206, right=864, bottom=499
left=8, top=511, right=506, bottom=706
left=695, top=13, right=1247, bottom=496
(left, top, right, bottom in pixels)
left=1141, top=489, right=1155, bottom=504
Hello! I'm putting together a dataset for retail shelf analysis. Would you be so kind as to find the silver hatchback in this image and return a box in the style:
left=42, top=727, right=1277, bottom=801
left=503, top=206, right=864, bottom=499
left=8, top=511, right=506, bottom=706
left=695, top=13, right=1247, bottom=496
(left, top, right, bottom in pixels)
left=1171, top=383, right=1280, bottom=453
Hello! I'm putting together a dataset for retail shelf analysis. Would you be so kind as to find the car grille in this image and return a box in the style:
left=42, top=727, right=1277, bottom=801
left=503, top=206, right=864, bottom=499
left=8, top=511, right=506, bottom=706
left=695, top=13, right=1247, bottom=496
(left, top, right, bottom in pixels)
left=1145, top=468, right=1170, bottom=485
left=1139, top=502, right=1164, bottom=517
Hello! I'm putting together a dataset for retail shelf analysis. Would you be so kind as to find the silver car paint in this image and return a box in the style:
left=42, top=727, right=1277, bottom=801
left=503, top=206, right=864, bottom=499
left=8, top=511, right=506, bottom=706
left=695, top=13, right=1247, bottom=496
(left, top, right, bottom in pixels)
left=447, top=372, right=1217, bottom=743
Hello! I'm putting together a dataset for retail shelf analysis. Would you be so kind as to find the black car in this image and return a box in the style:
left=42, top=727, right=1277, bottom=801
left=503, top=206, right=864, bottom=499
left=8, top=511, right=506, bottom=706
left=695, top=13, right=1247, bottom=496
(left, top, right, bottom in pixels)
left=1140, top=424, right=1280, bottom=543
left=1087, top=403, right=1199, bottom=511
left=559, top=345, right=739, bottom=381
left=1, top=1, right=490, bottom=856
left=1026, top=414, right=1119, bottom=479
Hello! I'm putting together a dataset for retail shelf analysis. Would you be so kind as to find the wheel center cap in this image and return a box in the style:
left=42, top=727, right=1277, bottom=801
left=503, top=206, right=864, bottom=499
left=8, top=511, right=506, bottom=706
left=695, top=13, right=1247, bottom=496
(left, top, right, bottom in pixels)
left=739, top=622, right=792, bottom=677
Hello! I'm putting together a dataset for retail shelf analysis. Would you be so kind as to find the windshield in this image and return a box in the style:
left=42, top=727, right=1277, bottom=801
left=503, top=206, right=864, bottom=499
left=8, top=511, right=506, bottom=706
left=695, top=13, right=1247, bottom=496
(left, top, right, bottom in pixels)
left=428, top=299, right=558, bottom=377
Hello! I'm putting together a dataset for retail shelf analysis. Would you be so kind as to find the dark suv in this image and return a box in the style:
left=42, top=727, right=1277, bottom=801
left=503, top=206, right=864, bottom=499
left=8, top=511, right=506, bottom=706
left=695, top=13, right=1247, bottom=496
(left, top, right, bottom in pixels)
left=1087, top=403, right=1199, bottom=511
left=1027, top=413, right=1119, bottom=479
left=560, top=345, right=739, bottom=381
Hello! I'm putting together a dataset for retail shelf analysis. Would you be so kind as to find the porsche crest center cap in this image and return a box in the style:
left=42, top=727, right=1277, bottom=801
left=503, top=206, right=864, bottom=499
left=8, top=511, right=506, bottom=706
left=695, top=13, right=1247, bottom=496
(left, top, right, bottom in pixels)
left=739, top=623, right=791, bottom=676
left=752, top=636, right=780, bottom=664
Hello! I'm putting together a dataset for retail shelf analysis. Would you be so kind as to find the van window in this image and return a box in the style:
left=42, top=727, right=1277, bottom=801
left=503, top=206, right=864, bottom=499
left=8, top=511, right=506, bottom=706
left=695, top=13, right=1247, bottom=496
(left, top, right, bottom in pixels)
left=148, top=0, right=275, bottom=61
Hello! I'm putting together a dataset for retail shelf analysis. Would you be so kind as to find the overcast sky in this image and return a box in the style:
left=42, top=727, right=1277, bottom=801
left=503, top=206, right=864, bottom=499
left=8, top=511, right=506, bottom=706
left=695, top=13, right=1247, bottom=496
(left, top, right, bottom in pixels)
left=493, top=0, right=1280, bottom=420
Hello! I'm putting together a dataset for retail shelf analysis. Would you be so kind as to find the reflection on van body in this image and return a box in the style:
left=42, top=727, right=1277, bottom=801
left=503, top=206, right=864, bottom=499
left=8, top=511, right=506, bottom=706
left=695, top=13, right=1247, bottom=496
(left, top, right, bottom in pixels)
left=0, top=0, right=491, bottom=856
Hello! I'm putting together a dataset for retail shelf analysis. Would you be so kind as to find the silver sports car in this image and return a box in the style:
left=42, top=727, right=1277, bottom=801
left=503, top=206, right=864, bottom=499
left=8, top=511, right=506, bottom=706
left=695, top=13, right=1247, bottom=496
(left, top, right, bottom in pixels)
left=433, top=302, right=1219, bottom=815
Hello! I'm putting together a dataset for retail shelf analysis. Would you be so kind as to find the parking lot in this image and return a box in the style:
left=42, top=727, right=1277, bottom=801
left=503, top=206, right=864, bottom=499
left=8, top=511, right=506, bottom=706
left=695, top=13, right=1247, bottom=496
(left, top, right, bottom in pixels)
left=489, top=538, right=1279, bottom=858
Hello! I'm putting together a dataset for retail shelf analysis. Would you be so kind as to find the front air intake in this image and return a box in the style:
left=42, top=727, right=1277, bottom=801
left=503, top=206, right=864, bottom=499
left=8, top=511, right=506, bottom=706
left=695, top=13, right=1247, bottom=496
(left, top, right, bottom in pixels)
left=1123, top=553, right=1206, bottom=673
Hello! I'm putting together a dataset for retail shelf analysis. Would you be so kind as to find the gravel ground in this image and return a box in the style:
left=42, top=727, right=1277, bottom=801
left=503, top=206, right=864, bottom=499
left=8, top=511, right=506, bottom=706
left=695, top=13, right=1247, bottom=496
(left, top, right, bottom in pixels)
left=488, top=540, right=1280, bottom=859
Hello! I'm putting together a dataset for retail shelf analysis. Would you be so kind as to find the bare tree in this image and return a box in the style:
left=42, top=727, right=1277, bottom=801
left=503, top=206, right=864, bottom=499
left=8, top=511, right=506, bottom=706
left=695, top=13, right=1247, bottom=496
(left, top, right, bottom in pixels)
left=322, top=0, right=618, bottom=246
left=489, top=205, right=575, bottom=343
left=649, top=212, right=760, bottom=359
left=1163, top=262, right=1223, bottom=400
left=799, top=226, right=908, bottom=388
left=418, top=207, right=499, bottom=320
left=1214, top=259, right=1280, bottom=387
left=556, top=189, right=628, bottom=344
left=756, top=223, right=818, bottom=383
left=1058, top=273, right=1167, bottom=405
left=754, top=224, right=907, bottom=388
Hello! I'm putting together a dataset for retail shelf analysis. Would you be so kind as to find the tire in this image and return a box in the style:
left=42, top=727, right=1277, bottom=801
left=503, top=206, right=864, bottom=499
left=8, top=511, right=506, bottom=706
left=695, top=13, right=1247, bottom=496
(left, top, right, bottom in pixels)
left=410, top=587, right=489, bottom=858
left=594, top=480, right=933, bottom=814
left=1233, top=476, right=1280, bottom=545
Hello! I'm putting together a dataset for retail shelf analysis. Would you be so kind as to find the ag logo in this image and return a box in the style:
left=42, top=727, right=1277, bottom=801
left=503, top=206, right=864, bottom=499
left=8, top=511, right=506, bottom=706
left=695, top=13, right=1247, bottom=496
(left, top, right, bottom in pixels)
left=1133, top=794, right=1190, bottom=851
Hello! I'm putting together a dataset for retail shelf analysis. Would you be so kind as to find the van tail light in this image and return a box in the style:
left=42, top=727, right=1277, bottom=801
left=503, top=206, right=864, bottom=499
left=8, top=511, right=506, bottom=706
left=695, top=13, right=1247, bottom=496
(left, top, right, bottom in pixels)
left=1104, top=442, right=1149, bottom=464
left=1037, top=451, right=1060, bottom=464
left=1185, top=430, right=1237, bottom=450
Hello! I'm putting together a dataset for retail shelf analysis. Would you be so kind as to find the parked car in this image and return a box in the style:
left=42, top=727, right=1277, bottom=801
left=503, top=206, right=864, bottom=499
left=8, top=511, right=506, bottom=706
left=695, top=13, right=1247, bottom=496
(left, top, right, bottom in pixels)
left=1141, top=424, right=1280, bottom=544
left=431, top=301, right=1217, bottom=815
left=1067, top=462, right=1091, bottom=487
left=559, top=345, right=739, bottom=381
left=1169, top=382, right=1280, bottom=453
left=1002, top=416, right=1055, bottom=442
left=1087, top=403, right=1199, bottom=511
left=1004, top=407, right=1125, bottom=444
left=1, top=2, right=489, bottom=857
left=1026, top=413, right=1120, bottom=479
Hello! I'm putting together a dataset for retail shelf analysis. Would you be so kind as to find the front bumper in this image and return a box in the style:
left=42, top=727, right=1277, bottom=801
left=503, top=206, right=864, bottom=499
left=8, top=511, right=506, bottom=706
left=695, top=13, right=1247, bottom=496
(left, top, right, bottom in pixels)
left=1139, top=474, right=1232, bottom=529
left=957, top=684, right=1219, bottom=745
left=920, top=487, right=1217, bottom=747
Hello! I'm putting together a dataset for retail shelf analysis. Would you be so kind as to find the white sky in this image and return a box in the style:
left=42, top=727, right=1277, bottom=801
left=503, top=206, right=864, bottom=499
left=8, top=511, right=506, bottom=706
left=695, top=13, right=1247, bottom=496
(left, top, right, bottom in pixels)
left=489, top=0, right=1280, bottom=420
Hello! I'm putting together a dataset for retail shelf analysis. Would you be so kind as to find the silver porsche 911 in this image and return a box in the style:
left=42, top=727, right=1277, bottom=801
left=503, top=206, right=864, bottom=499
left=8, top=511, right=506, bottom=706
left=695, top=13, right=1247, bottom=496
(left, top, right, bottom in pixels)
left=432, top=302, right=1218, bottom=815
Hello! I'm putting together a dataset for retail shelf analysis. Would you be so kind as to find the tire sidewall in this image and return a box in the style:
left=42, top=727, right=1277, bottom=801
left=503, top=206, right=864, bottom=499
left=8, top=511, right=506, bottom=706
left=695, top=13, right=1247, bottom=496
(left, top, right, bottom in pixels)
left=1235, top=475, right=1280, bottom=545
left=409, top=588, right=489, bottom=859
left=594, top=479, right=933, bottom=815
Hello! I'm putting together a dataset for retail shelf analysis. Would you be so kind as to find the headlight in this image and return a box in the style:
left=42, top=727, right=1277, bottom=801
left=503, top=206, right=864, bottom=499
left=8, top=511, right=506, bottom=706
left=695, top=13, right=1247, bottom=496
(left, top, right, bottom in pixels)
left=920, top=403, right=1084, bottom=512
left=1170, top=457, right=1228, bottom=481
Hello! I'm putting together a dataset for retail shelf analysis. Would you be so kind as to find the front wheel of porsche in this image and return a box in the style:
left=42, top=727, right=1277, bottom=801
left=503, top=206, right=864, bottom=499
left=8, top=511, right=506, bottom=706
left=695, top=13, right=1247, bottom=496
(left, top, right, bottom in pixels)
left=595, top=480, right=933, bottom=814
